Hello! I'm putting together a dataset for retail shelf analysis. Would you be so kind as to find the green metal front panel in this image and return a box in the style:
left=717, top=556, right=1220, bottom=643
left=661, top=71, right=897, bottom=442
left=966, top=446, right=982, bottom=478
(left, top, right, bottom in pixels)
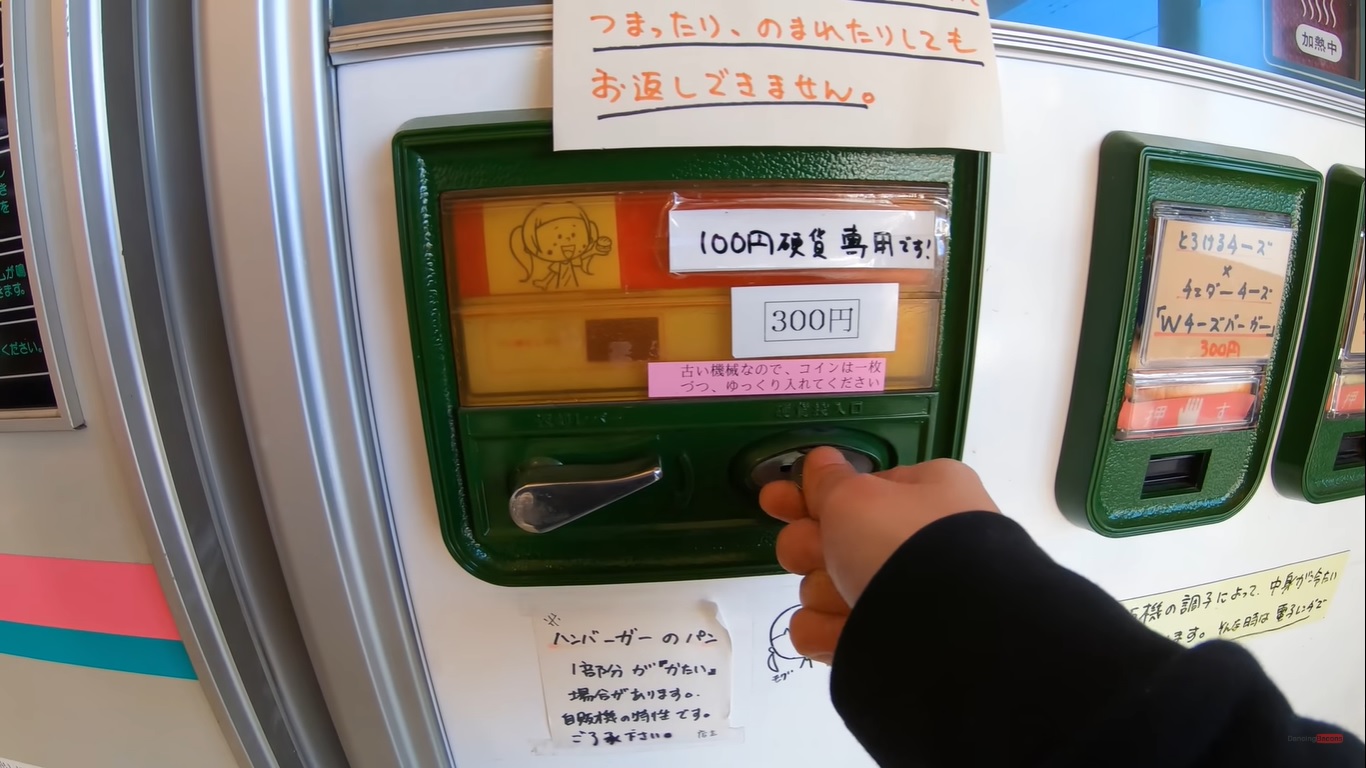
left=393, top=111, right=986, bottom=585
left=1057, top=132, right=1321, bottom=536
left=1273, top=165, right=1366, bottom=503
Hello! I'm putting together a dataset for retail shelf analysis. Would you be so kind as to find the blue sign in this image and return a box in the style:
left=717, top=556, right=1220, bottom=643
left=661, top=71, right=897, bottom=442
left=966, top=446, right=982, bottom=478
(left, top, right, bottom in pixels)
left=989, top=0, right=1364, bottom=95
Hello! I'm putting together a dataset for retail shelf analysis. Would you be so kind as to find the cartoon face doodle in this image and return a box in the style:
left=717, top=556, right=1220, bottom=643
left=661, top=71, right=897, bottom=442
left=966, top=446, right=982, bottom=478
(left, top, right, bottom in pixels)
left=766, top=604, right=814, bottom=676
left=509, top=201, right=614, bottom=291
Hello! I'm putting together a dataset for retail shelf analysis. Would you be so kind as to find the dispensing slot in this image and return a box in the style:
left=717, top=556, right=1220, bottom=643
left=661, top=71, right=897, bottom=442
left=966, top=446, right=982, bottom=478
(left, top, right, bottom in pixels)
left=1140, top=452, right=1210, bottom=498
left=1334, top=432, right=1365, bottom=471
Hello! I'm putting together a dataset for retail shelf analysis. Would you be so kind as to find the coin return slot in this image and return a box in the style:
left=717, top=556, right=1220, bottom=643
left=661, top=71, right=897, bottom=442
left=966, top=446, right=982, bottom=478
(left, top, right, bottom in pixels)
left=1334, top=432, right=1365, bottom=471
left=1140, top=451, right=1210, bottom=498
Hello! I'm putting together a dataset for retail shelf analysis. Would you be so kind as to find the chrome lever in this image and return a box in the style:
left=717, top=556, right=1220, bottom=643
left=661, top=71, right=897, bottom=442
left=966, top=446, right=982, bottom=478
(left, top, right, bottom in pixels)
left=509, top=456, right=663, bottom=534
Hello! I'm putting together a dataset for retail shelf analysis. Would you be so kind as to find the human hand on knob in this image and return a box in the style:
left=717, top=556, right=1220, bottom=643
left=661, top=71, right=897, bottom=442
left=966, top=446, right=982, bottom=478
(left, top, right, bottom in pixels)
left=758, top=447, right=1000, bottom=664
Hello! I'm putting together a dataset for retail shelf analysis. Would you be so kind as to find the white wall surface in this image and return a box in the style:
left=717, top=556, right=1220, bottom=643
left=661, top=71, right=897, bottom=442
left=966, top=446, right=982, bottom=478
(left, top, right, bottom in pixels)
left=338, top=44, right=1366, bottom=766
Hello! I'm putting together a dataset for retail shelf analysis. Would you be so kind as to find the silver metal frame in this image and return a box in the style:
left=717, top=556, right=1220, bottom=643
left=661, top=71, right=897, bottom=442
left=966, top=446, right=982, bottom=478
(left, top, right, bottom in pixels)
left=59, top=0, right=282, bottom=765
left=14, top=0, right=354, bottom=766
left=0, top=1, right=84, bottom=430
left=127, top=0, right=353, bottom=765
left=327, top=8, right=1365, bottom=125
left=195, top=1, right=453, bottom=766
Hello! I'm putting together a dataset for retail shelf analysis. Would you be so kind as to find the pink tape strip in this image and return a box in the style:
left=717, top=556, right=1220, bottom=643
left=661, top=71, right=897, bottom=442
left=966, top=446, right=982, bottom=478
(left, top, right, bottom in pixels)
left=648, top=358, right=887, bottom=398
left=0, top=553, right=180, bottom=640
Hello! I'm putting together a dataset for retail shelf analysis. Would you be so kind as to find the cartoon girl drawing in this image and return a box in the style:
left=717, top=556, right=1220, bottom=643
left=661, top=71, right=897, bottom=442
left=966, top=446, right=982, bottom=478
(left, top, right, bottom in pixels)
left=509, top=201, right=613, bottom=291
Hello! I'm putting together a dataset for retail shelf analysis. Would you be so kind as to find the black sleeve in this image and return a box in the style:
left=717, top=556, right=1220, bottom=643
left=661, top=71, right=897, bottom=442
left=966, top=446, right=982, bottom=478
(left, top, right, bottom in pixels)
left=829, top=511, right=1365, bottom=768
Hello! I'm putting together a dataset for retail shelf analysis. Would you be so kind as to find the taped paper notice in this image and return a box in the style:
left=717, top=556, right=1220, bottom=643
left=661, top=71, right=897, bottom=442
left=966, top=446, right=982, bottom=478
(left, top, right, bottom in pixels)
left=731, top=283, right=899, bottom=358
left=553, top=0, right=1003, bottom=152
left=669, top=208, right=938, bottom=272
left=649, top=358, right=886, bottom=398
left=533, top=604, right=739, bottom=751
left=1121, top=552, right=1350, bottom=647
left=1143, top=215, right=1294, bottom=365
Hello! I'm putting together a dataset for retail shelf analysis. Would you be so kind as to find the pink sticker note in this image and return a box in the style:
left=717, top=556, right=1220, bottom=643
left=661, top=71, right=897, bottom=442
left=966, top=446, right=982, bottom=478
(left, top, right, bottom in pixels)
left=648, top=358, right=887, bottom=399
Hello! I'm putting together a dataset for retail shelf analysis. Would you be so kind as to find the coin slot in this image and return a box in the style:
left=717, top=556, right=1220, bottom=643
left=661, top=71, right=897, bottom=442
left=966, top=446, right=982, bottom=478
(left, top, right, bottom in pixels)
left=749, top=450, right=808, bottom=488
left=749, top=447, right=878, bottom=488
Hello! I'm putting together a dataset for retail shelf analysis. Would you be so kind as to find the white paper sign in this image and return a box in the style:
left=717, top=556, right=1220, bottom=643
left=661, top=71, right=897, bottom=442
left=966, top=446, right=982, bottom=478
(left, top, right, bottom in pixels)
left=533, top=604, right=739, bottom=751
left=0, top=757, right=45, bottom=768
left=731, top=283, right=898, bottom=358
left=553, top=0, right=1003, bottom=151
left=669, top=208, right=939, bottom=272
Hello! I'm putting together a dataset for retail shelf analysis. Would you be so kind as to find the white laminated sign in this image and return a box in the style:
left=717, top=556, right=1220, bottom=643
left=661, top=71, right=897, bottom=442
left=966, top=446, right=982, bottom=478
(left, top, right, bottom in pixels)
left=730, top=283, right=899, bottom=359
left=669, top=208, right=939, bottom=272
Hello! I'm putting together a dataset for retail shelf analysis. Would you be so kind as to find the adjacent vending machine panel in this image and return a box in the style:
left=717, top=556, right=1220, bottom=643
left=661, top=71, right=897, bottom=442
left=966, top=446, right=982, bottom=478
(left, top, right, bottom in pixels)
left=1058, top=132, right=1320, bottom=536
left=1274, top=164, right=1366, bottom=502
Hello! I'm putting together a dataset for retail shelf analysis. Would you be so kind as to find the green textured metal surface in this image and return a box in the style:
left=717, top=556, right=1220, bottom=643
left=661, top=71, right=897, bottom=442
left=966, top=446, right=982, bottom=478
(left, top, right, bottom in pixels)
left=1272, top=165, right=1366, bottom=503
left=394, top=110, right=987, bottom=585
left=1057, top=131, right=1321, bottom=536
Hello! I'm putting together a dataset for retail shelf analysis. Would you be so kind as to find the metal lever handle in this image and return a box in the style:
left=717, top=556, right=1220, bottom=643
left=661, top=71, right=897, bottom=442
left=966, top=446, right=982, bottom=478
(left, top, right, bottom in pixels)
left=509, top=456, right=663, bottom=534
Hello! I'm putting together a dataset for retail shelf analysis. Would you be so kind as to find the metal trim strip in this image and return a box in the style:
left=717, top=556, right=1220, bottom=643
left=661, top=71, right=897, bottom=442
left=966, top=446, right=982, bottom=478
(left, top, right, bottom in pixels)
left=0, top=1, right=84, bottom=429
left=196, top=1, right=455, bottom=765
left=57, top=0, right=268, bottom=764
left=327, top=9, right=1364, bottom=124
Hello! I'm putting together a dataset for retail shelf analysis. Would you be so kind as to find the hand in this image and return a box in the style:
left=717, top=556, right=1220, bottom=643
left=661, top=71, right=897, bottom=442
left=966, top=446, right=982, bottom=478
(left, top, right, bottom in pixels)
left=759, top=447, right=1000, bottom=663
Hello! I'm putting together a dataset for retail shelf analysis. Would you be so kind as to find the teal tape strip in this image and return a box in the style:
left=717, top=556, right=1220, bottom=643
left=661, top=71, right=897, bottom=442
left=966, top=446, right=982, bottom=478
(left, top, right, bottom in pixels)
left=0, top=620, right=196, bottom=680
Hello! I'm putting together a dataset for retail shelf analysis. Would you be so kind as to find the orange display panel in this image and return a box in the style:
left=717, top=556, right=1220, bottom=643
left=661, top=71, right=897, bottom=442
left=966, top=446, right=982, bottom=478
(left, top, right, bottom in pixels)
left=1115, top=204, right=1295, bottom=439
left=1328, top=372, right=1366, bottom=417
left=442, top=186, right=947, bottom=407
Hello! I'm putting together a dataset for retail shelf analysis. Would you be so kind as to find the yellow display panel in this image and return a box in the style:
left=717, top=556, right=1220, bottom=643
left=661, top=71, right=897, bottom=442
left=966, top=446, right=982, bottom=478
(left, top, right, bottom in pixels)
left=458, top=291, right=938, bottom=406
left=444, top=186, right=948, bottom=407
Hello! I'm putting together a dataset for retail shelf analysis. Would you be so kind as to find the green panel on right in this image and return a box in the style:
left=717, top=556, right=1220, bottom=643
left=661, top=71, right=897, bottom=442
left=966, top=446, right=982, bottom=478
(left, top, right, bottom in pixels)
left=1272, top=165, right=1366, bottom=503
left=1057, top=132, right=1321, bottom=536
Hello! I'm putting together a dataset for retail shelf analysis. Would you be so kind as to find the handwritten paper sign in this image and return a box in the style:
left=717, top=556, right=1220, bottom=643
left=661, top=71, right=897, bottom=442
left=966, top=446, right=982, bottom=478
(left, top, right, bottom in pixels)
left=1142, top=216, right=1294, bottom=365
left=552, top=0, right=1003, bottom=151
left=1121, top=551, right=1350, bottom=647
left=534, top=604, right=738, bottom=751
left=668, top=208, right=939, bottom=272
left=649, top=357, right=886, bottom=398
left=731, top=283, right=899, bottom=358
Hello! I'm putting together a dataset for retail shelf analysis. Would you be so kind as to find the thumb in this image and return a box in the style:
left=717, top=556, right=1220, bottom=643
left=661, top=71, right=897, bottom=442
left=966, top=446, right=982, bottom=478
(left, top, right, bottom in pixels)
left=798, top=447, right=859, bottom=521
